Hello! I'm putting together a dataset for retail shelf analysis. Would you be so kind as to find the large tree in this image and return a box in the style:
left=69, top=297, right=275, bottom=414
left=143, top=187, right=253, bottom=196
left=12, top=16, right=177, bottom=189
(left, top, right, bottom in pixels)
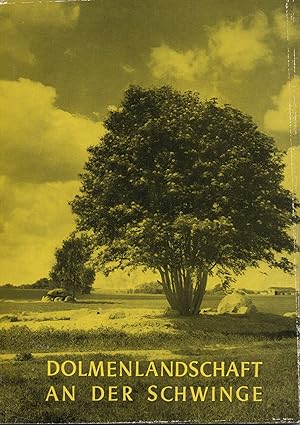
left=50, top=233, right=95, bottom=298
left=72, top=86, right=299, bottom=315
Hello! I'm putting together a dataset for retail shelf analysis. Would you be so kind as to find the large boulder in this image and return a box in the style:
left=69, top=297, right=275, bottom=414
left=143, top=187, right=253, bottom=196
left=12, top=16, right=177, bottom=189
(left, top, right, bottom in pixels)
left=217, top=292, right=257, bottom=315
left=47, top=288, right=70, bottom=298
left=41, top=295, right=52, bottom=302
left=200, top=307, right=220, bottom=315
left=283, top=311, right=296, bottom=318
left=54, top=296, right=64, bottom=302
left=64, top=295, right=76, bottom=303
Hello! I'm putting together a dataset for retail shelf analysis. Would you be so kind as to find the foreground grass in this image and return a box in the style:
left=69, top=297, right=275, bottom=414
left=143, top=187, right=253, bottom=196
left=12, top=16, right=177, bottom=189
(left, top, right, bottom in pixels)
left=0, top=313, right=296, bottom=353
left=0, top=300, right=297, bottom=423
left=0, top=340, right=298, bottom=423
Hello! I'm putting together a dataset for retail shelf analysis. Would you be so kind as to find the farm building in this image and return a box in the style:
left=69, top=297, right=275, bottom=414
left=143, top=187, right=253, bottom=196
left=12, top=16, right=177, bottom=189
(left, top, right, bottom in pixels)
left=268, top=286, right=295, bottom=296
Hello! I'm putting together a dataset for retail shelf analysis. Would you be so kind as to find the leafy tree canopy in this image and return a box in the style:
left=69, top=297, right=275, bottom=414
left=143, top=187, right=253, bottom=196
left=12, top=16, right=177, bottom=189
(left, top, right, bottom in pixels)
left=72, top=86, right=299, bottom=314
left=50, top=233, right=95, bottom=297
left=132, top=281, right=163, bottom=294
left=31, top=277, right=52, bottom=289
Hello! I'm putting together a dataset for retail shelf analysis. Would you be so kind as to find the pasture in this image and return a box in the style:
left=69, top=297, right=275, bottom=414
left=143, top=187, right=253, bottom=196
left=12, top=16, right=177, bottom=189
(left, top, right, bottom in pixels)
left=0, top=287, right=296, bottom=315
left=0, top=288, right=298, bottom=423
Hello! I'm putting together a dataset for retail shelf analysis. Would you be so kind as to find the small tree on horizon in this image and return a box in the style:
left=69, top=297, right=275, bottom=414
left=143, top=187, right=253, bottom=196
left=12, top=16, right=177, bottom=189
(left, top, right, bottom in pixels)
left=50, top=233, right=95, bottom=298
left=32, top=277, right=53, bottom=289
left=71, top=85, right=299, bottom=315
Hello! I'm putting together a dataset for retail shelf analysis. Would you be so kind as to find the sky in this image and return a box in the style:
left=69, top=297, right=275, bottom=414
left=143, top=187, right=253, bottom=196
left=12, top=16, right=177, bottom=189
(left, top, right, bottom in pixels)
left=0, top=0, right=299, bottom=290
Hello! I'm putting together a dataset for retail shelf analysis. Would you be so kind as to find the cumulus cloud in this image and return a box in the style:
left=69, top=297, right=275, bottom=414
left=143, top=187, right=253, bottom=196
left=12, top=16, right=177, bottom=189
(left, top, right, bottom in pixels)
left=148, top=12, right=273, bottom=102
left=0, top=176, right=79, bottom=283
left=0, top=78, right=105, bottom=283
left=149, top=44, right=208, bottom=82
left=0, top=78, right=104, bottom=183
left=264, top=76, right=300, bottom=133
left=208, top=12, right=272, bottom=71
left=149, top=13, right=272, bottom=79
left=0, top=173, right=159, bottom=285
left=148, top=44, right=221, bottom=100
left=0, top=2, right=80, bottom=64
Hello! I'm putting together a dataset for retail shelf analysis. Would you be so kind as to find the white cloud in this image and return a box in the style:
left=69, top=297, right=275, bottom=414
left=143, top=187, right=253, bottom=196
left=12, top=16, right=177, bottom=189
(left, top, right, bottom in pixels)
left=264, top=76, right=300, bottom=133
left=149, top=44, right=208, bottom=82
left=148, top=13, right=273, bottom=103
left=0, top=78, right=105, bottom=183
left=0, top=77, right=105, bottom=284
left=0, top=177, right=79, bottom=284
left=0, top=3, right=80, bottom=64
left=208, top=12, right=272, bottom=71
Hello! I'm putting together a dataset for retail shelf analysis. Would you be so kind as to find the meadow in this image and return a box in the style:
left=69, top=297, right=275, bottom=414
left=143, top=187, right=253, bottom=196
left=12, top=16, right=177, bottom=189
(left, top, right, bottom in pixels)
left=0, top=288, right=298, bottom=423
left=0, top=287, right=296, bottom=315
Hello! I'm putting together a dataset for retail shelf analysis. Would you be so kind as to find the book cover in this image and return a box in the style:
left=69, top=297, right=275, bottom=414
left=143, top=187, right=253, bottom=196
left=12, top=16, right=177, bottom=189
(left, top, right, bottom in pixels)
left=0, top=0, right=299, bottom=423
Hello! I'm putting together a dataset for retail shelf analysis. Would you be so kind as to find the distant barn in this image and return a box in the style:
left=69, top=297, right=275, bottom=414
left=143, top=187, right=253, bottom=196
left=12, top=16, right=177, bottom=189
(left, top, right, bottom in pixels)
left=268, top=286, right=295, bottom=296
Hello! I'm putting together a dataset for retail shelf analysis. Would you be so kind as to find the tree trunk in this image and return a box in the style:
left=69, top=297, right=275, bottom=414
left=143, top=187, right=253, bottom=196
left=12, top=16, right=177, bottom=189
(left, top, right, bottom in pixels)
left=158, top=266, right=208, bottom=316
left=71, top=276, right=76, bottom=299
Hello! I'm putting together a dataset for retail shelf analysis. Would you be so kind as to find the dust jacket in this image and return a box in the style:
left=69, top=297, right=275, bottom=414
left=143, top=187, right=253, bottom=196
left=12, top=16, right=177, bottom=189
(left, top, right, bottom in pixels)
left=0, top=0, right=299, bottom=424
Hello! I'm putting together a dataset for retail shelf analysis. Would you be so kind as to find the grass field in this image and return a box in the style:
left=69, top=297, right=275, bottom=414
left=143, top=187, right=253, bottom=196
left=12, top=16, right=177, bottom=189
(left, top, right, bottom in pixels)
left=0, top=288, right=298, bottom=423
left=1, top=341, right=298, bottom=423
left=0, top=287, right=296, bottom=315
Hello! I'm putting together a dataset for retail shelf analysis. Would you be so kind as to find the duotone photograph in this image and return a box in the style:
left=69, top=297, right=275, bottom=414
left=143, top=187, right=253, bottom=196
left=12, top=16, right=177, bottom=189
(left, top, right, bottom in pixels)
left=0, top=0, right=299, bottom=423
